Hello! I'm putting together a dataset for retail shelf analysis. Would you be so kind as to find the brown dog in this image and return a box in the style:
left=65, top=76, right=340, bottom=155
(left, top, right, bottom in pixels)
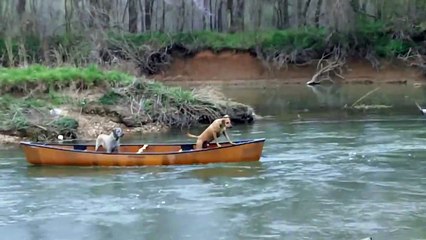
left=187, top=115, right=234, bottom=150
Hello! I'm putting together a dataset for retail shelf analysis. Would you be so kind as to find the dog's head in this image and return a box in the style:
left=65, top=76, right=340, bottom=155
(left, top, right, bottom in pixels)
left=221, top=115, right=232, bottom=128
left=112, top=127, right=124, bottom=140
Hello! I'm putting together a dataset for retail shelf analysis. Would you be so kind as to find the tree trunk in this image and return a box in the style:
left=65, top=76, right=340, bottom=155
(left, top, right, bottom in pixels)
left=203, top=0, right=208, bottom=30
left=16, top=0, right=26, bottom=17
left=144, top=0, right=153, bottom=31
left=227, top=0, right=234, bottom=32
left=129, top=0, right=138, bottom=33
left=302, top=0, right=312, bottom=25
left=257, top=1, right=262, bottom=29
left=89, top=0, right=100, bottom=28
left=283, top=0, right=289, bottom=28
left=296, top=0, right=303, bottom=27
left=139, top=0, right=145, bottom=32
left=191, top=0, right=194, bottom=31
left=102, top=0, right=112, bottom=27
left=160, top=0, right=166, bottom=32
left=180, top=0, right=185, bottom=32
left=64, top=0, right=73, bottom=34
left=314, top=0, right=323, bottom=27
left=230, top=0, right=244, bottom=32
left=209, top=0, right=214, bottom=30
left=218, top=0, right=224, bottom=31
left=276, top=0, right=289, bottom=29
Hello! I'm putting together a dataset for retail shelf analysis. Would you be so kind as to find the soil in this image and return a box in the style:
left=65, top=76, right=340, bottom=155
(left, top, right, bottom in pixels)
left=153, top=50, right=425, bottom=84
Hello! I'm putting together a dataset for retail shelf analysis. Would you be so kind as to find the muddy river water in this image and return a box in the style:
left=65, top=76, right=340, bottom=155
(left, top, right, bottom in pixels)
left=1, top=83, right=426, bottom=240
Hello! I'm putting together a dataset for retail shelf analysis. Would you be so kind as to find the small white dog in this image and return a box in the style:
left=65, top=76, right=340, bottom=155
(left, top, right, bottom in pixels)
left=95, top=128, right=124, bottom=153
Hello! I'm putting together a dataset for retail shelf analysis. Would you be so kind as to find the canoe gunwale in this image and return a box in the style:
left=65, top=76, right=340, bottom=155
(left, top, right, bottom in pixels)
left=19, top=138, right=266, bottom=156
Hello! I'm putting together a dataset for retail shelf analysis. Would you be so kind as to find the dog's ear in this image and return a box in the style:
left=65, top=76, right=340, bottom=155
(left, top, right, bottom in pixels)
left=220, top=119, right=225, bottom=128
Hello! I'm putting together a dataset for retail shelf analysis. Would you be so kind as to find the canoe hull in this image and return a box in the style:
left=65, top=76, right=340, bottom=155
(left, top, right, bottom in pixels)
left=20, top=139, right=265, bottom=166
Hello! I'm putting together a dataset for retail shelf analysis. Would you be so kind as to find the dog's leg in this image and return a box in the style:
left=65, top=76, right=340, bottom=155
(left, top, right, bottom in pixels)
left=195, top=139, right=204, bottom=150
left=223, top=130, right=234, bottom=144
left=105, top=140, right=112, bottom=153
left=116, top=141, right=120, bottom=152
left=106, top=146, right=112, bottom=153
left=95, top=138, right=101, bottom=151
left=213, top=132, right=221, bottom=147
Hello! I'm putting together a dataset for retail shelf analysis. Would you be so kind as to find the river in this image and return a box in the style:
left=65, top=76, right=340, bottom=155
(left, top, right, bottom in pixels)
left=1, top=83, right=426, bottom=240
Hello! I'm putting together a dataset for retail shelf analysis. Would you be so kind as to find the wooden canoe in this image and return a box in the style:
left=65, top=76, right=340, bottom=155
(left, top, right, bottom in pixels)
left=20, top=138, right=266, bottom=166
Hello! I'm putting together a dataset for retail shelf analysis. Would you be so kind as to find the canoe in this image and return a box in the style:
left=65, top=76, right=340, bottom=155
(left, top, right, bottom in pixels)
left=20, top=138, right=266, bottom=166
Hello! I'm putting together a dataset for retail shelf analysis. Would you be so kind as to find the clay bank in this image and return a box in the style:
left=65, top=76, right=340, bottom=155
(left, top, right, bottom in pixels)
left=154, top=50, right=426, bottom=85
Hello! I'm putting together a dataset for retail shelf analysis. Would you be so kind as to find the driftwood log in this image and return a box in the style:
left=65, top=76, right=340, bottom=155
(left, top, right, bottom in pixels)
left=307, top=47, right=346, bottom=85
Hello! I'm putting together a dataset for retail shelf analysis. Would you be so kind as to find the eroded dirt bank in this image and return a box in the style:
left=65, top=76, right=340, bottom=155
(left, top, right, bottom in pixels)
left=153, top=50, right=425, bottom=84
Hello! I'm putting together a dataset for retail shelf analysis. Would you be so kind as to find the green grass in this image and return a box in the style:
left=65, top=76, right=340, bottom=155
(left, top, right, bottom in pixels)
left=0, top=65, right=133, bottom=91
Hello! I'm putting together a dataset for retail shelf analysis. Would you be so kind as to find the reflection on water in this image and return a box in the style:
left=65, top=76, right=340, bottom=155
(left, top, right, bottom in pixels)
left=222, top=83, right=426, bottom=120
left=1, top=83, right=426, bottom=240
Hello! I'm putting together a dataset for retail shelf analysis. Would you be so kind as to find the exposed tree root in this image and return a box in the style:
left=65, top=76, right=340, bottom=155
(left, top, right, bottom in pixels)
left=398, top=48, right=426, bottom=76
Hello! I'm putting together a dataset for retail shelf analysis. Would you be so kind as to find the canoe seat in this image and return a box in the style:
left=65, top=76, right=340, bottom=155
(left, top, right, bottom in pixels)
left=180, top=144, right=194, bottom=151
left=73, top=145, right=87, bottom=151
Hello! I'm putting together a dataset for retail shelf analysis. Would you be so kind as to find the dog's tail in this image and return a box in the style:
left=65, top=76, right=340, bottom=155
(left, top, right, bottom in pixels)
left=186, top=132, right=199, bottom=138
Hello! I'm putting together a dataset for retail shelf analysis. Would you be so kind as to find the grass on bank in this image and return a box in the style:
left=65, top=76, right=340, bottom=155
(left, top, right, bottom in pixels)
left=0, top=65, right=133, bottom=91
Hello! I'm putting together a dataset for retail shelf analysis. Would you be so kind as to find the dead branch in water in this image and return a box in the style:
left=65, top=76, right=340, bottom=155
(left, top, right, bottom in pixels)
left=307, top=47, right=346, bottom=85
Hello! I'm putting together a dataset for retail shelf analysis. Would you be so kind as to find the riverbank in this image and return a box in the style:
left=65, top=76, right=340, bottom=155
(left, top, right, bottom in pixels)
left=0, top=65, right=255, bottom=144
left=154, top=52, right=425, bottom=84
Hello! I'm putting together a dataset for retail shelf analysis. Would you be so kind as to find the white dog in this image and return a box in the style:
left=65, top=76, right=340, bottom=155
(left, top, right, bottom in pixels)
left=95, top=128, right=124, bottom=153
